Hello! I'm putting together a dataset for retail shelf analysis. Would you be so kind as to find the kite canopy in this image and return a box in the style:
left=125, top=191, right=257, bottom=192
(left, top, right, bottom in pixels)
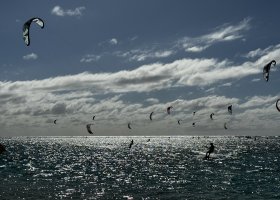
left=210, top=113, right=214, bottom=120
left=224, top=122, right=228, bottom=130
left=276, top=99, right=280, bottom=112
left=167, top=106, right=173, bottom=115
left=149, top=112, right=154, bottom=121
left=228, top=105, right=232, bottom=115
left=54, top=119, right=57, bottom=124
left=23, top=17, right=44, bottom=46
left=86, top=124, right=94, bottom=134
left=128, top=122, right=132, bottom=129
left=263, top=60, right=276, bottom=82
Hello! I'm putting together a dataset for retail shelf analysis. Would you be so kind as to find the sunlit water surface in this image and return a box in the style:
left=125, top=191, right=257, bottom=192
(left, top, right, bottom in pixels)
left=0, top=136, right=280, bottom=199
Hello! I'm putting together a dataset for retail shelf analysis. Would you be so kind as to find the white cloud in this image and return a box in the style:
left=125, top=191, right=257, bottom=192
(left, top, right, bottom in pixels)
left=23, top=53, right=38, bottom=60
left=239, top=95, right=278, bottom=109
left=0, top=80, right=279, bottom=135
left=205, top=87, right=215, bottom=93
left=4, top=43, right=280, bottom=96
left=244, top=44, right=280, bottom=58
left=245, top=48, right=265, bottom=58
left=132, top=50, right=174, bottom=61
left=154, top=50, right=174, bottom=58
left=83, top=18, right=251, bottom=64
left=80, top=54, right=101, bottom=63
left=130, top=36, right=138, bottom=41
left=178, top=18, right=251, bottom=53
left=51, top=6, right=85, bottom=17
left=185, top=46, right=207, bottom=53
left=117, top=49, right=174, bottom=62
left=109, top=38, right=118, bottom=45
left=145, top=98, right=159, bottom=104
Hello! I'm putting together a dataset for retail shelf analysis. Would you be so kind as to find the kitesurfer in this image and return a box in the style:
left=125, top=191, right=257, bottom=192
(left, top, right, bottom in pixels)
left=205, top=143, right=215, bottom=159
left=0, top=143, right=5, bottom=154
left=129, top=140, right=134, bottom=149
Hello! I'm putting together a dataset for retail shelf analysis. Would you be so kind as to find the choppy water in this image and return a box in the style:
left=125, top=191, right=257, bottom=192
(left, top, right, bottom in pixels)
left=0, top=136, right=280, bottom=200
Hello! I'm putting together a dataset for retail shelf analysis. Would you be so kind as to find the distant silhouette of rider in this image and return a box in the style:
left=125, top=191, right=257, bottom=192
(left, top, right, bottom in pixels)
left=0, top=143, right=5, bottom=154
left=129, top=140, right=134, bottom=149
left=205, top=143, right=215, bottom=159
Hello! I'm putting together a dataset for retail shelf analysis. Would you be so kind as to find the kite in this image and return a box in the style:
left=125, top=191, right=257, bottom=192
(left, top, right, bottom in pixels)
left=23, top=17, right=44, bottom=46
left=263, top=60, right=276, bottom=82
left=128, top=122, right=132, bottom=129
left=167, top=106, right=173, bottom=115
left=228, top=105, right=232, bottom=115
left=276, top=99, right=280, bottom=112
left=86, top=124, right=94, bottom=134
left=149, top=112, right=154, bottom=121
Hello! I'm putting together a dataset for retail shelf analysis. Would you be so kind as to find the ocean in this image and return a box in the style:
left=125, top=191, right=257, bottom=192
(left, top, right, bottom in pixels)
left=0, top=136, right=280, bottom=200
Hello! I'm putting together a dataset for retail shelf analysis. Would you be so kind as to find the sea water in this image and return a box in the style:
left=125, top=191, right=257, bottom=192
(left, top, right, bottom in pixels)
left=0, top=136, right=280, bottom=200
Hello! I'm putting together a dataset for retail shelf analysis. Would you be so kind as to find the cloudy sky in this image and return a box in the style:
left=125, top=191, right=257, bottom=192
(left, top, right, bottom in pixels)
left=0, top=0, right=279, bottom=136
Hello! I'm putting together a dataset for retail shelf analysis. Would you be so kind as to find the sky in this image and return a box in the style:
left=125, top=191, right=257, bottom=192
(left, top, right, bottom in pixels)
left=0, top=0, right=280, bottom=136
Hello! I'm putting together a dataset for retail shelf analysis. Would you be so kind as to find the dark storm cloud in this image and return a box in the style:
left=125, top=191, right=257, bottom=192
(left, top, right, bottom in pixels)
left=51, top=103, right=67, bottom=115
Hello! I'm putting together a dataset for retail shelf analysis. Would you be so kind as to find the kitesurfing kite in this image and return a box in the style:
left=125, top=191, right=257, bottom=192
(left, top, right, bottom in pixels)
left=224, top=122, right=228, bottom=130
left=167, top=106, right=173, bottom=115
left=177, top=120, right=182, bottom=125
left=149, top=112, right=154, bottom=121
left=228, top=105, right=232, bottom=115
left=86, top=124, right=94, bottom=134
left=23, top=17, right=44, bottom=46
left=128, top=122, right=132, bottom=129
left=54, top=119, right=57, bottom=124
left=210, top=113, right=214, bottom=120
left=276, top=99, right=280, bottom=112
left=263, top=60, right=276, bottom=82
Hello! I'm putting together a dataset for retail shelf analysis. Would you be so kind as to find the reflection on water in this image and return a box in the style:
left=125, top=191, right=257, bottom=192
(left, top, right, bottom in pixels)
left=0, top=136, right=280, bottom=199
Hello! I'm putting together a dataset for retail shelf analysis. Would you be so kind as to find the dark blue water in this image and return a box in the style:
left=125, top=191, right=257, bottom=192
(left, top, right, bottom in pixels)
left=0, top=136, right=280, bottom=200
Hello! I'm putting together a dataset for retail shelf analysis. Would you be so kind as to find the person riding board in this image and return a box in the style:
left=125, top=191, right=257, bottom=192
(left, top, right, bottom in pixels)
left=0, top=143, right=5, bottom=154
left=205, top=143, right=215, bottom=159
left=129, top=140, right=134, bottom=149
